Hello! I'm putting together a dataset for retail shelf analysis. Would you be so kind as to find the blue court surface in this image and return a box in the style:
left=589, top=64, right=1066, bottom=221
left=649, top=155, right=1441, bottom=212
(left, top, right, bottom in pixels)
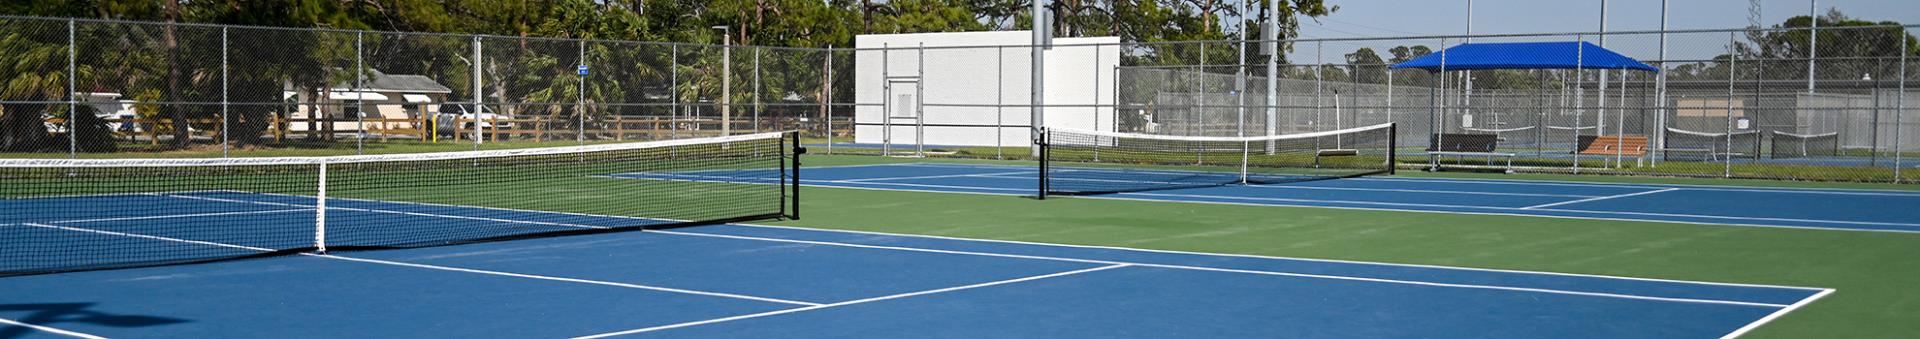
left=619, top=163, right=1920, bottom=233
left=0, top=190, right=1832, bottom=338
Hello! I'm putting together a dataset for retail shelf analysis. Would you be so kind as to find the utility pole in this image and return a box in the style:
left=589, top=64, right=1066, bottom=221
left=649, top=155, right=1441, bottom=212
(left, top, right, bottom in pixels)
left=714, top=26, right=732, bottom=136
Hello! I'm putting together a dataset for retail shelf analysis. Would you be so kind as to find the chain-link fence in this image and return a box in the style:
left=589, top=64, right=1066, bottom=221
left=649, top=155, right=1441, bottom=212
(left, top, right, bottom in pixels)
left=0, top=17, right=1913, bottom=182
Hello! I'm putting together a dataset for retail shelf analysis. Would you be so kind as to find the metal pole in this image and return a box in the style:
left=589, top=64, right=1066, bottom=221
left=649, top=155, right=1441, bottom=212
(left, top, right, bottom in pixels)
left=1463, top=0, right=1473, bottom=136
left=718, top=33, right=721, bottom=136
left=1895, top=27, right=1907, bottom=182
left=1032, top=2, right=1046, bottom=157
left=471, top=36, right=483, bottom=149
left=1654, top=0, right=1669, bottom=165
left=1265, top=0, right=1278, bottom=152
left=825, top=46, right=833, bottom=154
left=578, top=39, right=586, bottom=144
left=671, top=45, right=679, bottom=140
left=917, top=42, right=925, bottom=157
left=754, top=47, right=762, bottom=132
left=355, top=31, right=365, bottom=154
left=1597, top=0, right=1610, bottom=157
left=1434, top=37, right=1449, bottom=171
left=1807, top=0, right=1818, bottom=94
left=1237, top=0, right=1248, bottom=139
left=1574, top=35, right=1585, bottom=174
left=1616, top=69, right=1625, bottom=166
left=67, top=19, right=75, bottom=158
left=1315, top=40, right=1324, bottom=132
left=1871, top=74, right=1881, bottom=166
left=221, top=27, right=230, bottom=157
left=1727, top=31, right=1738, bottom=178
left=1093, top=44, right=1101, bottom=135
left=997, top=45, right=1005, bottom=159
left=882, top=44, right=891, bottom=155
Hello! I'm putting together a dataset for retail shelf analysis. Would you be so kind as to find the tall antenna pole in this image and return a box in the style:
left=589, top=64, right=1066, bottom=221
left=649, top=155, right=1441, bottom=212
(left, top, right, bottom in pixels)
left=1031, top=1, right=1046, bottom=156
left=1463, top=0, right=1473, bottom=128
left=1597, top=0, right=1609, bottom=144
left=1655, top=0, right=1670, bottom=165
left=1807, top=0, right=1818, bottom=94
left=1237, top=0, right=1248, bottom=139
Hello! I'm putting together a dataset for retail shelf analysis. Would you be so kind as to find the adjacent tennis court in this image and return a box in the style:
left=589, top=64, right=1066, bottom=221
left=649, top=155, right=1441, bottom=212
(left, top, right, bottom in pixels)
left=0, top=189, right=1828, bottom=338
left=629, top=162, right=1920, bottom=234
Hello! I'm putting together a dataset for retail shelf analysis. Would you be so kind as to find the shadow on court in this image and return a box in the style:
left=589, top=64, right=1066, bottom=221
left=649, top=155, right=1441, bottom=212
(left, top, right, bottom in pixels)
left=0, top=303, right=187, bottom=339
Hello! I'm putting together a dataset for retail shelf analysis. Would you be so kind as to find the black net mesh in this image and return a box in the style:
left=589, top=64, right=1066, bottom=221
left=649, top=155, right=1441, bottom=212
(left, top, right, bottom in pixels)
left=0, top=132, right=797, bottom=276
left=1041, top=124, right=1396, bottom=196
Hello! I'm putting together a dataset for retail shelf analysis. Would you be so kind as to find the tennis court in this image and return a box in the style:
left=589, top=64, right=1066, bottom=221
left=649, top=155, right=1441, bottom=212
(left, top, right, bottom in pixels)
left=0, top=189, right=1829, bottom=338
left=629, top=163, right=1920, bottom=234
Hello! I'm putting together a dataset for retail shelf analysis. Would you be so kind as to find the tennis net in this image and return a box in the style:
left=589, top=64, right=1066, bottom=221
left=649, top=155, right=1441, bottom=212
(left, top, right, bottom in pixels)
left=0, top=132, right=800, bottom=276
left=1663, top=127, right=1762, bottom=161
left=1768, top=131, right=1841, bottom=159
left=1039, top=123, right=1396, bottom=197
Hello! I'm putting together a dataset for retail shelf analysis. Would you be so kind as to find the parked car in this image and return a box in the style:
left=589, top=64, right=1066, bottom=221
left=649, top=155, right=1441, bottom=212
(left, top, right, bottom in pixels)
left=432, top=104, right=513, bottom=136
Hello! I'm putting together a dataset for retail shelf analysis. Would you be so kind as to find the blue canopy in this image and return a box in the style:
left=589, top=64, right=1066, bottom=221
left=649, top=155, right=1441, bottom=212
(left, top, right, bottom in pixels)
left=1389, top=42, right=1657, bottom=72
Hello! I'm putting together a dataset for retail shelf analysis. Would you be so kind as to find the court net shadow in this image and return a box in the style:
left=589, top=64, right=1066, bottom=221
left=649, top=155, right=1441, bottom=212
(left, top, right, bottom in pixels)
left=0, top=303, right=187, bottom=339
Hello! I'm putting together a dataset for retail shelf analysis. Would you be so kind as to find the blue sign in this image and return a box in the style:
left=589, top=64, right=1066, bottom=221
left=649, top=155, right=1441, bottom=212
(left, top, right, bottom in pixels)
left=577, top=65, right=589, bottom=76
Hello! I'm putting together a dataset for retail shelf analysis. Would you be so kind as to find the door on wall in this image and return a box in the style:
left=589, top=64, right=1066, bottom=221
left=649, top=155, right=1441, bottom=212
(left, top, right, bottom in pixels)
left=885, top=79, right=921, bottom=157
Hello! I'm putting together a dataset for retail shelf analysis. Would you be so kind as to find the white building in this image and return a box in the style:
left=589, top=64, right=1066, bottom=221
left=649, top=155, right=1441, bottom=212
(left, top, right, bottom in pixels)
left=854, top=31, right=1118, bottom=148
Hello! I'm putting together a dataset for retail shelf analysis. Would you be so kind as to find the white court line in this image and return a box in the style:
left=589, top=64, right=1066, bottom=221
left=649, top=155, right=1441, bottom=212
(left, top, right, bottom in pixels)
left=0, top=316, right=106, bottom=339
left=729, top=223, right=1831, bottom=291
left=571, top=264, right=1131, bottom=338
left=15, top=222, right=819, bottom=307
left=1355, top=177, right=1920, bottom=197
left=44, top=189, right=1841, bottom=336
left=652, top=230, right=1794, bottom=308
left=43, top=208, right=312, bottom=225
left=316, top=255, right=820, bottom=306
left=106, top=189, right=1845, bottom=297
left=608, top=168, right=1920, bottom=232
left=174, top=189, right=1837, bottom=296
left=1720, top=288, right=1836, bottom=339
left=969, top=173, right=1599, bottom=198
left=906, top=162, right=1920, bottom=196
left=839, top=171, right=1034, bottom=183
left=1521, top=188, right=1681, bottom=210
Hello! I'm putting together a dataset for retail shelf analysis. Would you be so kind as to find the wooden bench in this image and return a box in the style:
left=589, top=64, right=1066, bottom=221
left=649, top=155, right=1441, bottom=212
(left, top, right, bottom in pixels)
left=1426, top=133, right=1515, bottom=173
left=1575, top=135, right=1649, bottom=167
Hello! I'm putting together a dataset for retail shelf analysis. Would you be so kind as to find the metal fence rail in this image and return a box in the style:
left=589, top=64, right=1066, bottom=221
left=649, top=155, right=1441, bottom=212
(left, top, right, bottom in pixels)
left=0, top=16, right=1912, bottom=182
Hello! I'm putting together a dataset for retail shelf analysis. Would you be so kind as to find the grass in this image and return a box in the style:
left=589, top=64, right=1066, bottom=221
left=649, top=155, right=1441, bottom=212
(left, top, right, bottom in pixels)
left=765, top=154, right=1920, bottom=338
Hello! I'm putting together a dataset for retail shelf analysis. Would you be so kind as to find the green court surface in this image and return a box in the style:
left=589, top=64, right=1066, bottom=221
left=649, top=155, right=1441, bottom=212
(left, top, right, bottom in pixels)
left=765, top=154, right=1920, bottom=339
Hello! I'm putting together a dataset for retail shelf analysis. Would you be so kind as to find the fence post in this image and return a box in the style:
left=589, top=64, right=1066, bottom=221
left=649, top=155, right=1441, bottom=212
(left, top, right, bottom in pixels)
left=671, top=44, right=679, bottom=140
left=1896, top=27, right=1907, bottom=182
left=67, top=19, right=76, bottom=158
left=355, top=31, right=365, bottom=154
left=1572, top=35, right=1584, bottom=174
left=1653, top=1, right=1669, bottom=166
left=754, top=47, right=761, bottom=133
left=578, top=39, right=586, bottom=144
left=823, top=46, right=832, bottom=153
left=1725, top=31, right=1738, bottom=178
left=997, top=45, right=1005, bottom=159
left=471, top=35, right=483, bottom=149
left=221, top=27, right=230, bottom=157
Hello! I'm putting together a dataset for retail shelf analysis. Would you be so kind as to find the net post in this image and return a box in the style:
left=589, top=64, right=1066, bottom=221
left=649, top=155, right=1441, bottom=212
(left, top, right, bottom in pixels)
left=315, top=161, right=329, bottom=254
left=1388, top=123, right=1398, bottom=175
left=788, top=131, right=802, bottom=220
left=1037, top=128, right=1049, bottom=200
left=1240, top=139, right=1250, bottom=185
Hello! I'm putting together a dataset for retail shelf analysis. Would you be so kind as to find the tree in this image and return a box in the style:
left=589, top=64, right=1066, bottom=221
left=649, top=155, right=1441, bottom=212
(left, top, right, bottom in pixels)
left=1344, top=47, right=1384, bottom=84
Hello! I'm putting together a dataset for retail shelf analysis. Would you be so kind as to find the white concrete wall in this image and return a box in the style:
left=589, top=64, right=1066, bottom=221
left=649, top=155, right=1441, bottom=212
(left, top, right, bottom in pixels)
left=853, top=31, right=1115, bottom=147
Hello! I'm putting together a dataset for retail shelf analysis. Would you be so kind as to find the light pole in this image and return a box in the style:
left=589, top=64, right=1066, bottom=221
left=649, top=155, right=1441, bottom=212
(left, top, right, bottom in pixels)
left=714, top=25, right=732, bottom=136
